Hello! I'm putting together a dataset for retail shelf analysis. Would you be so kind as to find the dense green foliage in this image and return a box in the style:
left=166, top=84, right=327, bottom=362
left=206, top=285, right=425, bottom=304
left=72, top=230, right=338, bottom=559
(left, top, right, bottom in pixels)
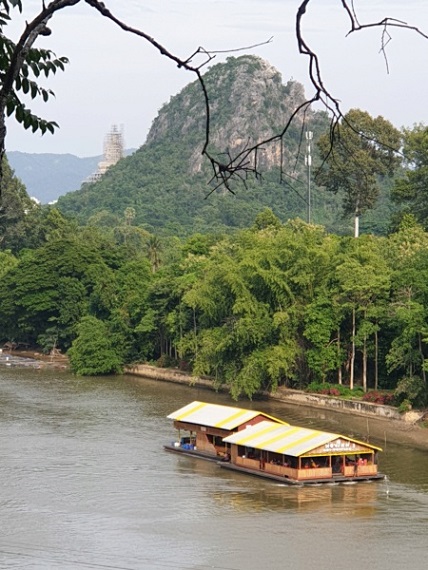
left=2, top=52, right=427, bottom=404
left=56, top=139, right=397, bottom=239
left=68, top=316, right=123, bottom=376
left=1, top=201, right=428, bottom=406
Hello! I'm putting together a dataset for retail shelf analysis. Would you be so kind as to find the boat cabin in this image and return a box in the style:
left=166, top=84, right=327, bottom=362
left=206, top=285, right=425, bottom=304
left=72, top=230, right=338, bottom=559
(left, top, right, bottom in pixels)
left=166, top=401, right=288, bottom=460
left=222, top=420, right=383, bottom=484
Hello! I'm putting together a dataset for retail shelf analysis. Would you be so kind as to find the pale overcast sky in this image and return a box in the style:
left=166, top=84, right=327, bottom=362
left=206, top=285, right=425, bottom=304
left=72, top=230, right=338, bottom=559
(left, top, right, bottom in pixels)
left=5, top=0, right=428, bottom=157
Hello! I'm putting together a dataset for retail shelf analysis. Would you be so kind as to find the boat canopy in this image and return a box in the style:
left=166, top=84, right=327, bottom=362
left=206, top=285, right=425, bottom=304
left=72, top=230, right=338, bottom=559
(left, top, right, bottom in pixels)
left=167, top=401, right=288, bottom=430
left=222, top=421, right=382, bottom=457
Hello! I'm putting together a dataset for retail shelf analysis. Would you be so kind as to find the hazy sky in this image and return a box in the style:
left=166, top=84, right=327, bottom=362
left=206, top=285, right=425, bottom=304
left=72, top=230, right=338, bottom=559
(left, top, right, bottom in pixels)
left=5, top=0, right=428, bottom=157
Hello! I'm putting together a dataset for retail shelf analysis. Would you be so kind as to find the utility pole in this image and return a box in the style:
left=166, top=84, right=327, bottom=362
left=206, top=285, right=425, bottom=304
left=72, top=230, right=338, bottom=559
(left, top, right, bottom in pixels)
left=305, top=131, right=313, bottom=224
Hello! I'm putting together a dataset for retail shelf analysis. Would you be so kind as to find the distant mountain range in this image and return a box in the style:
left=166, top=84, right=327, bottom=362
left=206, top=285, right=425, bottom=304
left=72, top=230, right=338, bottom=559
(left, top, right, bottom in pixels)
left=7, top=149, right=135, bottom=204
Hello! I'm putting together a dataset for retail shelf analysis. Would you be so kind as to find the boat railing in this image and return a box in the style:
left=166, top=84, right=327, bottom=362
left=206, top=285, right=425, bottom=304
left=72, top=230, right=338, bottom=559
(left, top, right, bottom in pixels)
left=297, top=467, right=332, bottom=480
left=344, top=464, right=377, bottom=477
left=236, top=456, right=261, bottom=470
left=235, top=456, right=333, bottom=480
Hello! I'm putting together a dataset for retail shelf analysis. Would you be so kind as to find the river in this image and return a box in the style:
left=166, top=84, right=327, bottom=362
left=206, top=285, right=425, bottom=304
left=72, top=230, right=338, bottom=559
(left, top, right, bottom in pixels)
left=0, top=366, right=427, bottom=570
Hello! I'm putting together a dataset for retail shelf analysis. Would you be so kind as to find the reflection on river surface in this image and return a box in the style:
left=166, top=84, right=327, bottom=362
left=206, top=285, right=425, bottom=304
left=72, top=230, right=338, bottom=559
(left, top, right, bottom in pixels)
left=0, top=367, right=427, bottom=570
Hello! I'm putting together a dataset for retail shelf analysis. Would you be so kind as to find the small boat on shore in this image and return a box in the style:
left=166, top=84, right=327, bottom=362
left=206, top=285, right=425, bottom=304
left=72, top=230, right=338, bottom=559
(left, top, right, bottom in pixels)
left=165, top=401, right=384, bottom=486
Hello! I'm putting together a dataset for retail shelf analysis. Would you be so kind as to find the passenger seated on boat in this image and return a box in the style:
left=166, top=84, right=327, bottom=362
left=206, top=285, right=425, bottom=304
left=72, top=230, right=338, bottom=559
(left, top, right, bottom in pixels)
left=310, top=459, right=319, bottom=468
left=303, top=460, right=310, bottom=469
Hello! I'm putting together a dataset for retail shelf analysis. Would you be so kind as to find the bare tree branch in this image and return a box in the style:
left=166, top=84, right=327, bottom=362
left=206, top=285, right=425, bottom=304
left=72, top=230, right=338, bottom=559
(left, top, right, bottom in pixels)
left=1, top=0, right=427, bottom=201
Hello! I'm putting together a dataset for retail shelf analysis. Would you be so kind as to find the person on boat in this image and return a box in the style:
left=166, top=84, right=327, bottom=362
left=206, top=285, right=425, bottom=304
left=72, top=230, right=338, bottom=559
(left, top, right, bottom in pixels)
left=333, top=458, right=341, bottom=473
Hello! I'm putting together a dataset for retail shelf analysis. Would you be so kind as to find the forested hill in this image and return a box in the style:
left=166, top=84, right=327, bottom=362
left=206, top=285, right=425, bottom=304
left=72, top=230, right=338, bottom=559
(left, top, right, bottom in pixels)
left=55, top=56, right=341, bottom=235
left=56, top=55, right=393, bottom=236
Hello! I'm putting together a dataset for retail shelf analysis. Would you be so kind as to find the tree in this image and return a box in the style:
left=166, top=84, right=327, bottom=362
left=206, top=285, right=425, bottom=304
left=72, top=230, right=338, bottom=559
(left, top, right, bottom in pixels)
left=334, top=236, right=391, bottom=390
left=146, top=235, right=163, bottom=273
left=68, top=315, right=122, bottom=375
left=0, top=0, right=70, bottom=184
left=317, top=109, right=401, bottom=237
left=0, top=247, right=17, bottom=278
left=384, top=220, right=428, bottom=404
left=392, top=124, right=428, bottom=228
left=0, top=236, right=112, bottom=347
left=0, top=0, right=267, bottom=198
left=0, top=156, right=37, bottom=249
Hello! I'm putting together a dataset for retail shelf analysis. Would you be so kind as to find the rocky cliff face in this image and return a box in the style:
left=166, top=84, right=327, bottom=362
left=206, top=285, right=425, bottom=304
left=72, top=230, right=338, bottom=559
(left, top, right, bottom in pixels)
left=146, top=55, right=311, bottom=175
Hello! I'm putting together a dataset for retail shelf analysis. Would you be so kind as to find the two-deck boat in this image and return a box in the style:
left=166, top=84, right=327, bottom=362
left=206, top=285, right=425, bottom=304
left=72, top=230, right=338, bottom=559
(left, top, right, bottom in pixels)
left=165, top=401, right=384, bottom=486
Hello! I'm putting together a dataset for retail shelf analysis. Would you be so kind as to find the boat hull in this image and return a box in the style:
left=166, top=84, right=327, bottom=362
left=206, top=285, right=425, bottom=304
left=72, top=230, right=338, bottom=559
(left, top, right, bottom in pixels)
left=164, top=444, right=221, bottom=462
left=219, top=461, right=386, bottom=486
left=164, top=444, right=385, bottom=486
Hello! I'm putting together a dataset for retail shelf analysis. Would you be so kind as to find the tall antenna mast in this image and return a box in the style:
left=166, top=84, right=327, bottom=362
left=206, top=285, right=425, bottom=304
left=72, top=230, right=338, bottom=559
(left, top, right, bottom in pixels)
left=305, top=131, right=313, bottom=224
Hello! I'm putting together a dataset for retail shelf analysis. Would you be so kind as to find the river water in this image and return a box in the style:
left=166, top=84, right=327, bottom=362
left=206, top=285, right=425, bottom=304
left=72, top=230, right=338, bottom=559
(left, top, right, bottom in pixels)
left=0, top=366, right=427, bottom=570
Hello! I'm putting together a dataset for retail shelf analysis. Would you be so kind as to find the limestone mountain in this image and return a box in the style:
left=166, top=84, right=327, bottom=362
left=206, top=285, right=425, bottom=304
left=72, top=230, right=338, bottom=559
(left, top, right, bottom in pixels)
left=56, top=56, right=346, bottom=235
left=147, top=55, right=314, bottom=175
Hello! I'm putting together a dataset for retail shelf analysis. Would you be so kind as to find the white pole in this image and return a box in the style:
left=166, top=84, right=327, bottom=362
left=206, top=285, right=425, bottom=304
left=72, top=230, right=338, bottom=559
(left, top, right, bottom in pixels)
left=305, top=131, right=313, bottom=223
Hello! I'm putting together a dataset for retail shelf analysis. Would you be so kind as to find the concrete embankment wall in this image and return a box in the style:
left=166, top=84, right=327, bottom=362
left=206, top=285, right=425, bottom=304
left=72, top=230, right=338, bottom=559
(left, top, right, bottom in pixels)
left=126, top=364, right=215, bottom=389
left=125, top=364, right=421, bottom=424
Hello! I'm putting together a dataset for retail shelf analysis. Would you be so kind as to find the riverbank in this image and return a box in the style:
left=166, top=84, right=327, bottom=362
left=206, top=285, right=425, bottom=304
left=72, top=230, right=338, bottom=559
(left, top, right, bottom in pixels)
left=0, top=348, right=69, bottom=370
left=126, top=363, right=428, bottom=451
left=2, top=349, right=426, bottom=450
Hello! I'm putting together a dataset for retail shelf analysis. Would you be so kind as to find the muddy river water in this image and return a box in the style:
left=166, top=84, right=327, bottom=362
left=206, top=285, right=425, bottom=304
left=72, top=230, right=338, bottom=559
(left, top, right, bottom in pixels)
left=0, top=366, right=427, bottom=569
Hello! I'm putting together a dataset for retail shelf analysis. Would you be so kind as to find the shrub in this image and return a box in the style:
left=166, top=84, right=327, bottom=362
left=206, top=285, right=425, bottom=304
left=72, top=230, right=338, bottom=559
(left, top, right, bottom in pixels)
left=306, top=382, right=342, bottom=397
left=68, top=316, right=123, bottom=376
left=394, top=375, right=426, bottom=408
left=398, top=399, right=412, bottom=414
left=307, top=382, right=387, bottom=401
left=156, top=354, right=179, bottom=368
left=362, top=391, right=395, bottom=406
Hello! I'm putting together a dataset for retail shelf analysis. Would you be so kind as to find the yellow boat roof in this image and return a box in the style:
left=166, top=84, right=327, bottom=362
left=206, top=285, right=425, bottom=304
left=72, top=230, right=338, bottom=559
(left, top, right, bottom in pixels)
left=223, top=420, right=382, bottom=456
left=167, top=401, right=288, bottom=430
